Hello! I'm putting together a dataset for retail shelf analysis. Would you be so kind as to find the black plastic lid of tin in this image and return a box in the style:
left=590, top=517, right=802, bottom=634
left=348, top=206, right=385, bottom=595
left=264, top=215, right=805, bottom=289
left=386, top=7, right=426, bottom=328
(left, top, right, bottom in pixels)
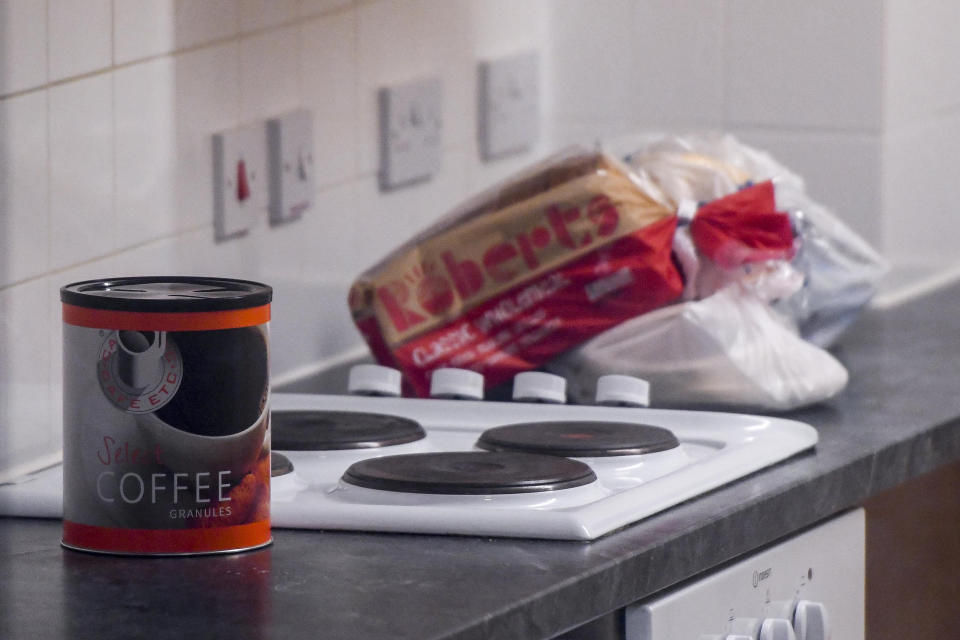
left=61, top=277, right=272, bottom=312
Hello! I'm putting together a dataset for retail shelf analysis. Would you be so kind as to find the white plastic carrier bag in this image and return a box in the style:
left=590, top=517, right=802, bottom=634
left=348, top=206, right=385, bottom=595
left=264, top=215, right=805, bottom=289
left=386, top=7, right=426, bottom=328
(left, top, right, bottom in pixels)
left=549, top=279, right=849, bottom=412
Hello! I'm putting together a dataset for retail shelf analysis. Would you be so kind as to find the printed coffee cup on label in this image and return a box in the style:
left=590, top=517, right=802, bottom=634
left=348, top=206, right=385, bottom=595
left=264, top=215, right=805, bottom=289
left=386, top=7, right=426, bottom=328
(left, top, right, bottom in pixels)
left=136, top=326, right=270, bottom=483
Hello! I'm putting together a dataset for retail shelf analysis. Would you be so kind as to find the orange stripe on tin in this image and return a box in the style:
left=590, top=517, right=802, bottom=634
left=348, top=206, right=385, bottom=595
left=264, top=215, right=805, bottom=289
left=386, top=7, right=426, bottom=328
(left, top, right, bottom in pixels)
left=62, top=303, right=271, bottom=331
left=62, top=520, right=272, bottom=555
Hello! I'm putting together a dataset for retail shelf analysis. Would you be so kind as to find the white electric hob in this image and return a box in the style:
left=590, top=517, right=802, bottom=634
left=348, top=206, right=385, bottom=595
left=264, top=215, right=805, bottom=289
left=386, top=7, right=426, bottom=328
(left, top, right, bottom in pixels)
left=1, top=389, right=817, bottom=541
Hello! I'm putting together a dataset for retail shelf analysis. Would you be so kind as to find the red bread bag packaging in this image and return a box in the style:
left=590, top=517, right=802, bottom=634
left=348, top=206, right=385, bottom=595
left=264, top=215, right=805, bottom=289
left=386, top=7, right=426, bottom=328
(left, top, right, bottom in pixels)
left=348, top=148, right=684, bottom=396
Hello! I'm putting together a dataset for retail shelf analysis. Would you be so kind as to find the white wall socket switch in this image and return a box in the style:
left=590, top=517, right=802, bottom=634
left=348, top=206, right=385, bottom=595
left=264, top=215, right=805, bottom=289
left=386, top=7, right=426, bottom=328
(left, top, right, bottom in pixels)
left=267, top=109, right=314, bottom=226
left=478, top=51, right=539, bottom=161
left=212, top=122, right=267, bottom=241
left=378, top=76, right=443, bottom=190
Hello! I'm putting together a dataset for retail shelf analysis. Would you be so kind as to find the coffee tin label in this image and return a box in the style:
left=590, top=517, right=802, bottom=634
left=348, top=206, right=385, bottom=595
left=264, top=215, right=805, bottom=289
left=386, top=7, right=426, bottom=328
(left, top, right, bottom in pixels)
left=62, top=317, right=271, bottom=555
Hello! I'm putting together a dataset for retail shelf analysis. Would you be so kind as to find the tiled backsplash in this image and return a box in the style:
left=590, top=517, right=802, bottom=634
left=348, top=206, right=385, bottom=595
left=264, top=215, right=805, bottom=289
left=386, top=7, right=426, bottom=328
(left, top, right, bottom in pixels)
left=1, top=0, right=958, bottom=476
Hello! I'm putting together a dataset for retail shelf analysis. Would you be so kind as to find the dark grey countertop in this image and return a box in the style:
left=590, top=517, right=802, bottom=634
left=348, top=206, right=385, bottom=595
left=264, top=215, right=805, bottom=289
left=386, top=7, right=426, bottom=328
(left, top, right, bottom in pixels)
left=3, top=282, right=960, bottom=640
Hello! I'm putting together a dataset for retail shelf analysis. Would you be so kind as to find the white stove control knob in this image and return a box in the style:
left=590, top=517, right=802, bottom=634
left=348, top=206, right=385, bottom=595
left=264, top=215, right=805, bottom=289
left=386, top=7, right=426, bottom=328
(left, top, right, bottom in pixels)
left=512, top=371, right=566, bottom=403
left=595, top=374, right=650, bottom=407
left=430, top=368, right=484, bottom=400
left=793, top=600, right=829, bottom=640
left=347, top=364, right=402, bottom=397
left=758, top=618, right=797, bottom=640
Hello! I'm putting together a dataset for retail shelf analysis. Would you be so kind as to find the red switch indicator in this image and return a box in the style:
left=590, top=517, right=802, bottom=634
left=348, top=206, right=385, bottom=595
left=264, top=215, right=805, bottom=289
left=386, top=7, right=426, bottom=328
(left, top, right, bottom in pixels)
left=236, top=159, right=251, bottom=202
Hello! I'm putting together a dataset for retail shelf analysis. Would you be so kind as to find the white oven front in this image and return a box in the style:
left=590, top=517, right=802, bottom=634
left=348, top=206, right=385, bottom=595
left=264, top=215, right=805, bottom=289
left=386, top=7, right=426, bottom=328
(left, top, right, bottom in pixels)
left=625, top=508, right=864, bottom=640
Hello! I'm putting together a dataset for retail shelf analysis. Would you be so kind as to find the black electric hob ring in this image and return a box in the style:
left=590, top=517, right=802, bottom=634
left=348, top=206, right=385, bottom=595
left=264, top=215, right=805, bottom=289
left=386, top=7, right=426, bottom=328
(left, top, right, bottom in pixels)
left=341, top=451, right=598, bottom=495
left=271, top=452, right=294, bottom=477
left=271, top=410, right=426, bottom=451
left=476, top=421, right=680, bottom=457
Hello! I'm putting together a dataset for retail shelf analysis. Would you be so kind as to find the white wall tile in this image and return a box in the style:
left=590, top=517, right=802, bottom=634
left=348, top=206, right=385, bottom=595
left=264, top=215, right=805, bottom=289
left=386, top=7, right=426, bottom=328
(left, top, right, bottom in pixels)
left=724, top=0, right=883, bottom=130
left=356, top=0, right=473, bottom=174
left=175, top=225, right=249, bottom=277
left=349, top=149, right=470, bottom=262
left=0, top=0, right=48, bottom=95
left=49, top=0, right=113, bottom=81
left=549, top=0, right=723, bottom=127
left=240, top=0, right=298, bottom=33
left=47, top=276, right=64, bottom=458
left=249, top=182, right=365, bottom=376
left=54, top=228, right=238, bottom=290
left=296, top=182, right=367, bottom=278
left=546, top=117, right=668, bottom=155
left=114, top=57, right=177, bottom=249
left=62, top=243, right=171, bottom=284
left=114, top=0, right=241, bottom=64
left=113, top=0, right=176, bottom=64
left=881, top=113, right=960, bottom=265
left=172, top=42, right=241, bottom=235
left=49, top=74, right=116, bottom=270
left=80, top=226, right=244, bottom=282
left=0, top=91, right=49, bottom=287
left=174, top=0, right=241, bottom=51
left=240, top=26, right=301, bottom=121
left=300, top=10, right=357, bottom=187
left=469, top=0, right=549, bottom=56
left=268, top=276, right=363, bottom=376
left=0, top=279, right=54, bottom=472
left=299, top=0, right=352, bottom=18
left=547, top=0, right=634, bottom=123
left=884, top=0, right=960, bottom=128
left=729, top=128, right=883, bottom=249
left=628, top=0, right=723, bottom=126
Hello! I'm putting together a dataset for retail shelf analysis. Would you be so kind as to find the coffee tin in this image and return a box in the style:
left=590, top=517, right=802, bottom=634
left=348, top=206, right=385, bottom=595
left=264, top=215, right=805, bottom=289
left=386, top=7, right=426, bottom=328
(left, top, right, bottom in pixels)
left=60, top=277, right=273, bottom=555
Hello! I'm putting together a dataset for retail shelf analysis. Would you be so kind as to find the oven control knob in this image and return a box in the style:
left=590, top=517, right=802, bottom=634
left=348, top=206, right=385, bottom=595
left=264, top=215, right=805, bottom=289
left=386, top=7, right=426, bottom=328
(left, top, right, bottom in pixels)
left=430, top=368, right=484, bottom=400
left=347, top=364, right=402, bottom=397
left=595, top=374, right=650, bottom=407
left=758, top=618, right=797, bottom=640
left=793, top=600, right=829, bottom=640
left=512, top=371, right=567, bottom=403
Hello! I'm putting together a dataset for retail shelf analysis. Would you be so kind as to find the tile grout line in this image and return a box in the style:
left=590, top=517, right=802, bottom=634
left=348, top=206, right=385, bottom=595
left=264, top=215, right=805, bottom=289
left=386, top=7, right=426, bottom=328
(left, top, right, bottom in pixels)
left=110, top=0, right=118, bottom=286
left=0, top=224, right=209, bottom=294
left=0, top=5, right=356, bottom=104
left=353, top=0, right=362, bottom=180
left=44, top=0, right=56, bottom=452
left=43, top=0, right=53, bottom=304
